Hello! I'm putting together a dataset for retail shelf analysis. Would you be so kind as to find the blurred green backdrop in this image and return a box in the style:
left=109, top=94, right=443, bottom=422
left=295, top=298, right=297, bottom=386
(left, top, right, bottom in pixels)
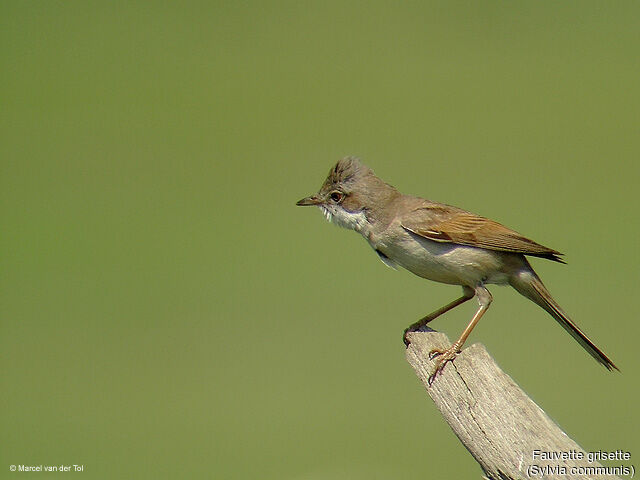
left=2, top=1, right=638, bottom=478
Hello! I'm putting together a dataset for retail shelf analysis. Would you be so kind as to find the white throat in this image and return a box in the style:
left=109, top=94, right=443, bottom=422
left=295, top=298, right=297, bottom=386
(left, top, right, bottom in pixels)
left=320, top=205, right=368, bottom=233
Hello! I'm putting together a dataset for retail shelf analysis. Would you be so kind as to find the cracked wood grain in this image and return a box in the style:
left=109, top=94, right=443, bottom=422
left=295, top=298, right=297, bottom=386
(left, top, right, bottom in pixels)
left=405, top=329, right=619, bottom=480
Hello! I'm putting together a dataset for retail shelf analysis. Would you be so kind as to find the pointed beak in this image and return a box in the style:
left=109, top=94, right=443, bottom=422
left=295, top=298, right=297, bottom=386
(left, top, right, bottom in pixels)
left=296, top=195, right=323, bottom=206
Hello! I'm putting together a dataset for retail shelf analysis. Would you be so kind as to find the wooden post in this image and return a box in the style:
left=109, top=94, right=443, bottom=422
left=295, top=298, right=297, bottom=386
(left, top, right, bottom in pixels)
left=405, top=329, right=621, bottom=480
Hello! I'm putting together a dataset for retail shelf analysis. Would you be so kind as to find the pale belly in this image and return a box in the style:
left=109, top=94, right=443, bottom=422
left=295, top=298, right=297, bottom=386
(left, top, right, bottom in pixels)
left=372, top=233, right=512, bottom=287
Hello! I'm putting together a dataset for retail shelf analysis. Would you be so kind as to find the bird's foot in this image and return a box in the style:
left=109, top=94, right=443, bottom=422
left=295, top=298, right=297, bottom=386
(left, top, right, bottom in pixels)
left=427, top=342, right=461, bottom=385
left=402, top=328, right=413, bottom=347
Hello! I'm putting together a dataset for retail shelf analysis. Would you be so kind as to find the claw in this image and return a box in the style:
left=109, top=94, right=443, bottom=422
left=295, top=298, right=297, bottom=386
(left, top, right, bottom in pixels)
left=427, top=345, right=460, bottom=385
left=428, top=348, right=444, bottom=360
left=402, top=328, right=412, bottom=347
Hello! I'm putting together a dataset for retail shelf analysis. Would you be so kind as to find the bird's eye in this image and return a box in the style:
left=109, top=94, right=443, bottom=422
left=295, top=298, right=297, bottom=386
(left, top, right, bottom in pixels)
left=330, top=191, right=344, bottom=203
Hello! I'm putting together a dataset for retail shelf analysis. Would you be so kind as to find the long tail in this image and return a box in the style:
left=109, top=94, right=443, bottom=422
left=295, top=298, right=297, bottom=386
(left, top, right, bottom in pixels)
left=510, top=268, right=618, bottom=371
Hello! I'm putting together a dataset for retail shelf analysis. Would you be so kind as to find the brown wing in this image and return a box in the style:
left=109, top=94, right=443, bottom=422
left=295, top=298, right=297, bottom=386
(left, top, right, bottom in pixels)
left=401, top=203, right=565, bottom=263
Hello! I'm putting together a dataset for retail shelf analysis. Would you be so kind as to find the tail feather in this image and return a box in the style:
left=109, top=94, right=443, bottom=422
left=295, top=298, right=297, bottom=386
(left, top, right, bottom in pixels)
left=510, top=270, right=618, bottom=371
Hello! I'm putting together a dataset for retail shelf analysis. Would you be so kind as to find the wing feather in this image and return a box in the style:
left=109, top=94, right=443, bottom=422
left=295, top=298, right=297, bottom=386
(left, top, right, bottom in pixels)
left=401, top=203, right=565, bottom=263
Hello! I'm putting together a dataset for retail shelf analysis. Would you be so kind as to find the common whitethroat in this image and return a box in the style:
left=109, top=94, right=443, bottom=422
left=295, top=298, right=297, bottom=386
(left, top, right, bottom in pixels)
left=296, top=156, right=617, bottom=381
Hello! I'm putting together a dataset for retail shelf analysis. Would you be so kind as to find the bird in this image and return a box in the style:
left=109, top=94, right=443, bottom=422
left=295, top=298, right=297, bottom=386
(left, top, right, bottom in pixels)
left=296, top=156, right=617, bottom=381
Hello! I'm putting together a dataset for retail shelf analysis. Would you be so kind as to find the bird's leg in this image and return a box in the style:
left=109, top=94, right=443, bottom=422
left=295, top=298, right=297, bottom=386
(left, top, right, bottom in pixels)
left=428, top=286, right=493, bottom=384
left=403, top=286, right=474, bottom=346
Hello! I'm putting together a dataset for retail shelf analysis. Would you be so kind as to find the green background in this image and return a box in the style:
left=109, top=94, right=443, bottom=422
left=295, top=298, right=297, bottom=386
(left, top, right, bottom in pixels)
left=2, top=1, right=638, bottom=478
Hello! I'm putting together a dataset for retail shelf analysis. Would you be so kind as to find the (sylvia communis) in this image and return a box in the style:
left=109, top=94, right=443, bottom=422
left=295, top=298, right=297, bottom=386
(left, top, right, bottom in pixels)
left=296, top=157, right=617, bottom=381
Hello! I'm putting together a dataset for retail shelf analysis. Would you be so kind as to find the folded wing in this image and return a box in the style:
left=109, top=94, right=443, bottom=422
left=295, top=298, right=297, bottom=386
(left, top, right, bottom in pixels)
left=401, top=202, right=565, bottom=263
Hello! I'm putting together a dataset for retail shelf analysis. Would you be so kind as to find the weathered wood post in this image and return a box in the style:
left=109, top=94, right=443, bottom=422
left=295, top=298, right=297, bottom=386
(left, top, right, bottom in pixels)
left=405, top=329, right=621, bottom=480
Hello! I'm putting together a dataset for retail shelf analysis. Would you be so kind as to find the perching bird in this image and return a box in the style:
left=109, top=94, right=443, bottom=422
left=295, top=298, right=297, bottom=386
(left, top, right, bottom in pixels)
left=296, top=157, right=617, bottom=381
